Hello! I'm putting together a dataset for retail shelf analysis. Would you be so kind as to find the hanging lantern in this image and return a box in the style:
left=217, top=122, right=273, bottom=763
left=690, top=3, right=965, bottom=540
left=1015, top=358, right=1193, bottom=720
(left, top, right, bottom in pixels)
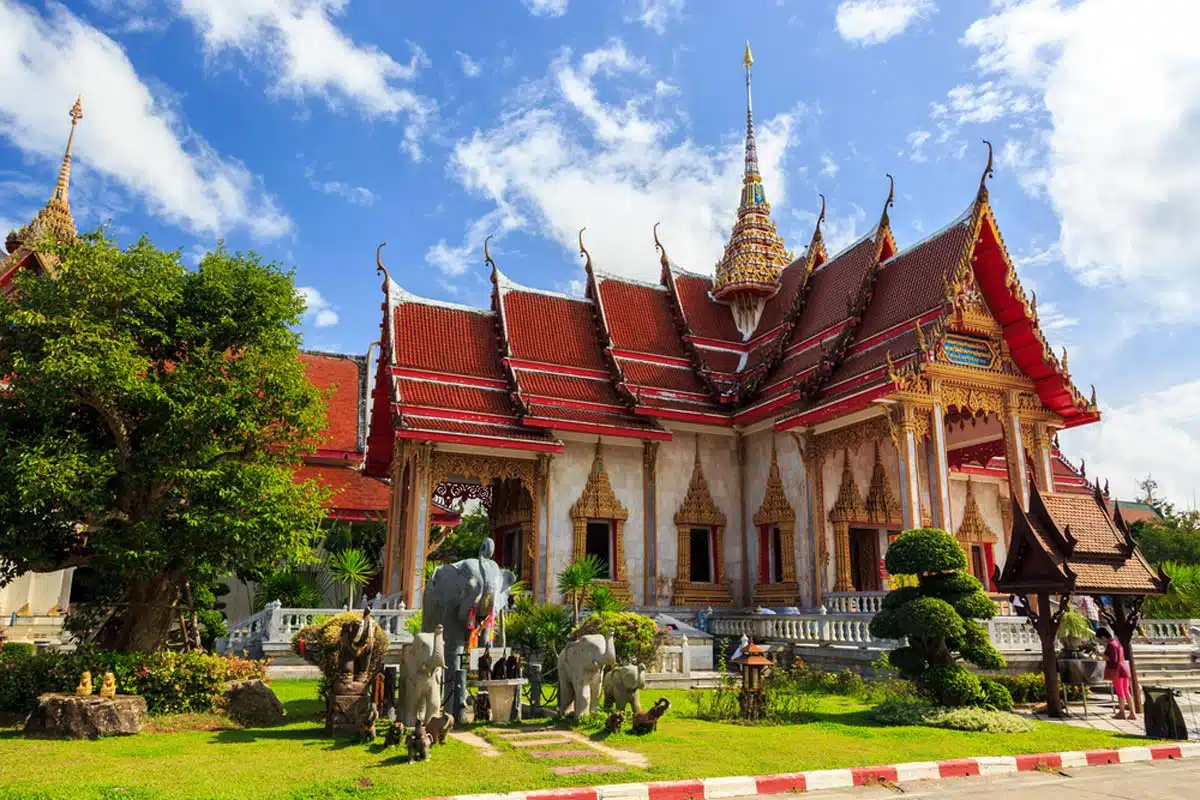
left=732, top=639, right=772, bottom=720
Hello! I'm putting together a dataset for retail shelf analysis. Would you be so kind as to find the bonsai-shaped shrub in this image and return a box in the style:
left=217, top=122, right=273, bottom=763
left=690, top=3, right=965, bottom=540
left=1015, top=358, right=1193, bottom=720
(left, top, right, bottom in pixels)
left=868, top=528, right=1004, bottom=707
left=292, top=611, right=389, bottom=705
left=570, top=611, right=665, bottom=667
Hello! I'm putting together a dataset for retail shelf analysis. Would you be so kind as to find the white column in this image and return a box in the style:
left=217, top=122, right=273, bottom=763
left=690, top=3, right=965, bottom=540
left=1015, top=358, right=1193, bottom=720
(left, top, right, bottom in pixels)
left=1003, top=393, right=1029, bottom=510
left=927, top=403, right=952, bottom=529
left=898, top=426, right=922, bottom=531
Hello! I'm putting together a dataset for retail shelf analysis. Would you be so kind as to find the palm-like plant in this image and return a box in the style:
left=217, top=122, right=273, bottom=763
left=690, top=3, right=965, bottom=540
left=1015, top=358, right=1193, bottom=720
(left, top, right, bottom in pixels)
left=588, top=585, right=626, bottom=614
left=325, top=547, right=378, bottom=608
left=557, top=555, right=604, bottom=624
left=1145, top=561, right=1200, bottom=618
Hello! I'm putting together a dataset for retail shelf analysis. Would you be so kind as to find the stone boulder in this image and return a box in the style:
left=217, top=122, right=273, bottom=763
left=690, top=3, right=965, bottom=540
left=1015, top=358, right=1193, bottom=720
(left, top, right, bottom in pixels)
left=224, top=679, right=285, bottom=727
left=23, top=693, right=147, bottom=740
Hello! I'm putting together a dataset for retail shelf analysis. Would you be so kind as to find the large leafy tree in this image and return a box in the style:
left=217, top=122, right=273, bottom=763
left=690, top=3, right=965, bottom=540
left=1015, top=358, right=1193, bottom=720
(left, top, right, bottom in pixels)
left=0, top=232, right=330, bottom=652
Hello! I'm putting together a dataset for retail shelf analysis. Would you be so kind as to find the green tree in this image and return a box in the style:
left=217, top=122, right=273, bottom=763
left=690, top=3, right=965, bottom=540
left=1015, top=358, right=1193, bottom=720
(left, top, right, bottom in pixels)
left=557, top=555, right=604, bottom=624
left=869, top=528, right=1004, bottom=706
left=1131, top=506, right=1200, bottom=566
left=325, top=547, right=377, bottom=608
left=427, top=506, right=489, bottom=564
left=0, top=232, right=330, bottom=652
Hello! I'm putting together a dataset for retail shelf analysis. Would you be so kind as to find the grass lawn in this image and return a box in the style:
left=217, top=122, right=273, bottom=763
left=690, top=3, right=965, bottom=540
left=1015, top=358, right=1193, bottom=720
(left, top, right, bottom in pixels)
left=0, top=680, right=1151, bottom=800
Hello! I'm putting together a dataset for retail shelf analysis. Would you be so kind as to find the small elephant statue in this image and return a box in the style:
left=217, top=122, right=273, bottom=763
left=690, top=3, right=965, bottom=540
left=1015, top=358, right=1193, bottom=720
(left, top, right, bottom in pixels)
left=399, top=625, right=446, bottom=726
left=604, top=710, right=625, bottom=733
left=631, top=697, right=671, bottom=735
left=557, top=633, right=617, bottom=718
left=426, top=712, right=453, bottom=744
left=407, top=720, right=433, bottom=762
left=602, top=664, right=647, bottom=714
left=383, top=720, right=406, bottom=748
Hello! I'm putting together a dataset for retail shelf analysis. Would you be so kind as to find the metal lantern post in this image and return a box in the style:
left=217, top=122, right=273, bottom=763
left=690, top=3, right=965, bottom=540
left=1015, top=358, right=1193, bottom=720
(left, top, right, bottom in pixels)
left=733, top=639, right=771, bottom=721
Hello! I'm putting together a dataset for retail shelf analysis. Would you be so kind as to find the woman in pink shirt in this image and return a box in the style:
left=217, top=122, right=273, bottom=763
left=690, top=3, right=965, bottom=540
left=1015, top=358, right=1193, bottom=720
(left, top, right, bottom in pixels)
left=1097, top=628, right=1135, bottom=720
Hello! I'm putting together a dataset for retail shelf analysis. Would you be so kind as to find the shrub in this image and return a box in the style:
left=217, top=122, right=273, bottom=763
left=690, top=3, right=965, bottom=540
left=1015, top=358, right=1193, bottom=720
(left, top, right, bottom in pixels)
left=291, top=611, right=389, bottom=708
left=917, top=664, right=984, bottom=707
left=0, top=649, right=266, bottom=715
left=570, top=611, right=665, bottom=668
left=507, top=600, right=572, bottom=673
left=691, top=655, right=818, bottom=725
left=1, top=642, right=36, bottom=660
left=980, top=679, right=1014, bottom=711
left=870, top=528, right=1004, bottom=699
left=871, top=695, right=933, bottom=726
left=924, top=706, right=1036, bottom=734
left=978, top=672, right=1085, bottom=704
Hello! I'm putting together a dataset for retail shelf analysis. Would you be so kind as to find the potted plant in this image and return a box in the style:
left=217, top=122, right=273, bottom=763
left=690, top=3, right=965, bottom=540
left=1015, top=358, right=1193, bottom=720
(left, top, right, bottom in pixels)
left=1057, top=609, right=1103, bottom=686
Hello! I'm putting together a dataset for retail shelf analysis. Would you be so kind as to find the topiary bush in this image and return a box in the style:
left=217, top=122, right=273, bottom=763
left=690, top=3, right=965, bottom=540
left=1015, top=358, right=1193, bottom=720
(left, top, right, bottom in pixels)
left=0, top=648, right=265, bottom=715
left=570, top=611, right=665, bottom=667
left=869, top=528, right=1004, bottom=706
left=291, top=610, right=389, bottom=707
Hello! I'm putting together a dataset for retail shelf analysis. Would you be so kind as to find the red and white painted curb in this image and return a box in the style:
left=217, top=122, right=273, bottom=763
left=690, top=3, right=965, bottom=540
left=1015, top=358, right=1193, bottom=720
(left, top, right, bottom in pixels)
left=434, top=743, right=1200, bottom=800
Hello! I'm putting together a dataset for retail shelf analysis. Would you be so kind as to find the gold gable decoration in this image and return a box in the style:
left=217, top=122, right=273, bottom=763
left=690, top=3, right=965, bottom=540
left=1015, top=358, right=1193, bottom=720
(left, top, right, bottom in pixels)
left=570, top=440, right=631, bottom=602
left=955, top=479, right=998, bottom=544
left=674, top=437, right=732, bottom=606
left=864, top=441, right=902, bottom=526
left=751, top=437, right=798, bottom=604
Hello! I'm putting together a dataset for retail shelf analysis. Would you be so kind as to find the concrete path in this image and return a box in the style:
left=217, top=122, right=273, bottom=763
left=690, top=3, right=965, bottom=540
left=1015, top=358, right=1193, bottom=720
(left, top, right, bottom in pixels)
left=1023, top=689, right=1200, bottom=740
left=749, top=758, right=1200, bottom=799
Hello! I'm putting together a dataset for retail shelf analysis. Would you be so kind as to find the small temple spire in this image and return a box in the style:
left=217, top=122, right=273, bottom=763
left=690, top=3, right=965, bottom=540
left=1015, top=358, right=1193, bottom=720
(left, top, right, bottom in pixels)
left=712, top=42, right=792, bottom=338
left=53, top=96, right=84, bottom=207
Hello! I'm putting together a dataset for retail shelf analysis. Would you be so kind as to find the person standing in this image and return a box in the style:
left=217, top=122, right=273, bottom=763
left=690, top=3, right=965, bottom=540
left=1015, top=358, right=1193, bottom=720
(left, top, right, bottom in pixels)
left=1097, top=628, right=1135, bottom=721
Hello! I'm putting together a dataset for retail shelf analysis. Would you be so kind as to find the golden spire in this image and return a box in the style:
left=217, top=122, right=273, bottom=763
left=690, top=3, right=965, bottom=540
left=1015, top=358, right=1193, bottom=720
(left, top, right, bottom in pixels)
left=3, top=97, right=83, bottom=260
left=712, top=42, right=792, bottom=338
left=53, top=97, right=84, bottom=207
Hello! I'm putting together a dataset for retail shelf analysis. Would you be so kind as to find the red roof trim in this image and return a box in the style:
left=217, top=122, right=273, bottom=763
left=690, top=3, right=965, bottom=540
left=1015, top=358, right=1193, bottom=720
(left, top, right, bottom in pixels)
left=522, top=395, right=626, bottom=413
left=631, top=386, right=712, bottom=402
left=308, top=449, right=362, bottom=464
left=392, top=367, right=508, bottom=390
left=777, top=382, right=894, bottom=431
left=393, top=404, right=518, bottom=426
left=733, top=389, right=803, bottom=426
left=686, top=334, right=749, bottom=353
left=954, top=464, right=1009, bottom=479
left=635, top=406, right=734, bottom=426
left=395, top=427, right=563, bottom=453
left=849, top=308, right=945, bottom=354
left=505, top=358, right=611, bottom=381
left=609, top=348, right=693, bottom=368
left=783, top=320, right=850, bottom=360
left=523, top=416, right=673, bottom=441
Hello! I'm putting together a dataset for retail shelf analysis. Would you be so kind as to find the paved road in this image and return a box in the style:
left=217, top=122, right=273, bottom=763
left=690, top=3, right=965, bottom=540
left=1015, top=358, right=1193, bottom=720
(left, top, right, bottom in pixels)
left=749, top=758, right=1200, bottom=799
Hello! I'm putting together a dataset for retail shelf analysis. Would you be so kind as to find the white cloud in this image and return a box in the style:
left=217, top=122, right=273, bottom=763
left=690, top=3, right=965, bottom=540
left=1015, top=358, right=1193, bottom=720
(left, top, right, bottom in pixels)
left=297, top=286, right=339, bottom=327
left=820, top=151, right=838, bottom=177
left=303, top=166, right=374, bottom=206
left=1067, top=378, right=1200, bottom=506
left=523, top=0, right=567, bottom=17
left=172, top=0, right=433, bottom=159
left=456, top=50, right=481, bottom=78
left=955, top=0, right=1200, bottom=319
left=0, top=2, right=290, bottom=239
left=905, top=129, right=931, bottom=162
left=430, top=40, right=804, bottom=283
left=835, top=0, right=936, bottom=46
left=630, top=0, right=685, bottom=34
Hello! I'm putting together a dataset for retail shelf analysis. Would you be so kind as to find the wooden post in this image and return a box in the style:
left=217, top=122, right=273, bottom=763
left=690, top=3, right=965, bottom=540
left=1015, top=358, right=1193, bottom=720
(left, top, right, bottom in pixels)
left=1032, top=590, right=1067, bottom=718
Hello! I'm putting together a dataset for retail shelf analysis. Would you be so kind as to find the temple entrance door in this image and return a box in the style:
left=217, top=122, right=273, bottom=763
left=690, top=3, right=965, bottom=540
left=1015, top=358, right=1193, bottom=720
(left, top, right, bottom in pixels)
left=849, top=528, right=881, bottom=592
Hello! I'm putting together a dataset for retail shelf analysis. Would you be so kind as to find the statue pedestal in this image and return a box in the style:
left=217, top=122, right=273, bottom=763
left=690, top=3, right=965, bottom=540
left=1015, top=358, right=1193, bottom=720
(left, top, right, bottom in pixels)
left=327, top=678, right=371, bottom=737
left=469, top=679, right=527, bottom=723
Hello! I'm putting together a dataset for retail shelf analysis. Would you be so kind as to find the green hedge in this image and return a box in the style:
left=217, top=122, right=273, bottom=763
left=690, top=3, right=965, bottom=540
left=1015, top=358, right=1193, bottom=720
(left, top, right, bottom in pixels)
left=1, top=642, right=36, bottom=660
left=0, top=649, right=266, bottom=715
left=979, top=672, right=1086, bottom=704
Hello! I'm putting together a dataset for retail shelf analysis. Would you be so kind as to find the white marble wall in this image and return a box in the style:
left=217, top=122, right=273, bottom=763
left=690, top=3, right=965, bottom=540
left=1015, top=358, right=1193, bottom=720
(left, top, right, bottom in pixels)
left=947, top=476, right=1009, bottom=574
left=654, top=432, right=740, bottom=602
left=0, top=567, right=74, bottom=616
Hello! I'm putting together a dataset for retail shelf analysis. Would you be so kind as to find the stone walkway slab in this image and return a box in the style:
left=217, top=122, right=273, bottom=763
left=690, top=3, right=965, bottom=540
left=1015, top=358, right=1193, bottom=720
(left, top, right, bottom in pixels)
left=448, top=731, right=501, bottom=758
left=509, top=737, right=575, bottom=747
left=549, top=764, right=626, bottom=776
left=528, top=749, right=602, bottom=759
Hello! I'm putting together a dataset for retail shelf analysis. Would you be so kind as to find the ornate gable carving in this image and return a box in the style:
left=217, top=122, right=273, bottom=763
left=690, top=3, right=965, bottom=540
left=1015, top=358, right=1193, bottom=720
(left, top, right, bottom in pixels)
left=956, top=478, right=998, bottom=544
left=828, top=449, right=867, bottom=523
left=675, top=439, right=727, bottom=527
left=753, top=437, right=795, bottom=525
left=571, top=440, right=628, bottom=521
left=864, top=442, right=901, bottom=526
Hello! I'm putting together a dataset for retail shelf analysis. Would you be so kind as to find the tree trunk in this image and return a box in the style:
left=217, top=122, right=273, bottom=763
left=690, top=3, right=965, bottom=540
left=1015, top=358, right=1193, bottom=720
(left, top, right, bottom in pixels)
left=1035, top=591, right=1065, bottom=718
left=112, top=572, right=185, bottom=652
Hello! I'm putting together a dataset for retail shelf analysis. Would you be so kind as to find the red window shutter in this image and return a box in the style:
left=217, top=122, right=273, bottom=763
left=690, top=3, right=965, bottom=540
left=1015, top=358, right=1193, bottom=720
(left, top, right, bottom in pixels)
left=758, top=527, right=769, bottom=583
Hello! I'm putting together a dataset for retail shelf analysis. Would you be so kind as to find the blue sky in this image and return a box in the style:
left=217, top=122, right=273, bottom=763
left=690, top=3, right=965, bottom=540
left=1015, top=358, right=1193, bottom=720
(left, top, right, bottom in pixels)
left=2, top=0, right=1199, bottom=505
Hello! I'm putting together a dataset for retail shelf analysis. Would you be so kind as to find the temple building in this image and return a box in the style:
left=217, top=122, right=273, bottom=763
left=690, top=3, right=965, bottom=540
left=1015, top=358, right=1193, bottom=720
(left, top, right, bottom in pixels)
left=360, top=47, right=1104, bottom=612
left=6, top=50, right=1147, bottom=629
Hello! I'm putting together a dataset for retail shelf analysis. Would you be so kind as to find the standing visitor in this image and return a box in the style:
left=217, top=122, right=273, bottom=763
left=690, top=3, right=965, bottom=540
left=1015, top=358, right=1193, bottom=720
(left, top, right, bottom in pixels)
left=1097, top=628, right=1135, bottom=721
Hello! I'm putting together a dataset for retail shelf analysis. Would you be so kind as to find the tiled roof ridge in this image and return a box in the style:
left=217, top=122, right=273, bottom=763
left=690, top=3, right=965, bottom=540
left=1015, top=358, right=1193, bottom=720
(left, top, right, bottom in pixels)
left=487, top=258, right=531, bottom=420
left=810, top=230, right=874, bottom=274
left=878, top=202, right=975, bottom=269
left=387, top=281, right=492, bottom=316
left=659, top=258, right=729, bottom=407
left=300, top=348, right=367, bottom=363
left=492, top=261, right=590, bottom=303
left=580, top=234, right=640, bottom=413
left=592, top=267, right=667, bottom=291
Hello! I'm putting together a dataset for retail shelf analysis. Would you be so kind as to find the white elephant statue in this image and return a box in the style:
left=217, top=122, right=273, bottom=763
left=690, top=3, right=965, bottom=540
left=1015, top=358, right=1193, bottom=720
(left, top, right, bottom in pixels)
left=557, top=633, right=616, bottom=717
left=603, top=663, right=647, bottom=714
left=399, top=624, right=445, bottom=726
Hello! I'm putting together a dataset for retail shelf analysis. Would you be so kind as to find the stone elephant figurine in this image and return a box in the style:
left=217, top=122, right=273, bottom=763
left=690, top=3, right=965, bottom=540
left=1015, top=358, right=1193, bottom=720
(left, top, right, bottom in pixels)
left=557, top=633, right=617, bottom=717
left=603, top=663, right=647, bottom=714
left=398, top=624, right=445, bottom=726
left=422, top=542, right=517, bottom=671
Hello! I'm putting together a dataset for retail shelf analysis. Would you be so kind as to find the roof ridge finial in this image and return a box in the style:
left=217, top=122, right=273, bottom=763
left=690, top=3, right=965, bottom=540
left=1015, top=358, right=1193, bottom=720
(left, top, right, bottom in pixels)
left=484, top=234, right=497, bottom=272
left=375, top=242, right=391, bottom=292
left=884, top=174, right=895, bottom=210
left=653, top=221, right=670, bottom=271
left=979, top=139, right=995, bottom=196
left=52, top=96, right=83, bottom=207
left=817, top=193, right=826, bottom=230
left=578, top=227, right=593, bottom=274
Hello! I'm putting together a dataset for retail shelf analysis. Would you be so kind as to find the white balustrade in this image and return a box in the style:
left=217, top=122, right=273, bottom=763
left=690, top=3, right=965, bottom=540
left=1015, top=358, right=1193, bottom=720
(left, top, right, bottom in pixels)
left=219, top=604, right=418, bottom=655
left=1136, top=619, right=1197, bottom=645
left=710, top=612, right=892, bottom=648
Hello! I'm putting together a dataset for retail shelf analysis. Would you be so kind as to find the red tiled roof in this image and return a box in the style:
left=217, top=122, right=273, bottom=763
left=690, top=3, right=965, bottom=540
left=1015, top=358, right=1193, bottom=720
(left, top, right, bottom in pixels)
left=617, top=358, right=707, bottom=394
left=299, top=351, right=363, bottom=453
left=393, top=302, right=503, bottom=380
left=397, top=379, right=514, bottom=417
left=672, top=272, right=743, bottom=342
left=294, top=464, right=389, bottom=514
left=855, top=222, right=971, bottom=341
left=788, top=236, right=877, bottom=345
left=501, top=290, right=607, bottom=370
left=596, top=277, right=686, bottom=358
left=1042, top=492, right=1127, bottom=555
left=399, top=414, right=556, bottom=445
left=752, top=257, right=809, bottom=335
left=513, top=369, right=622, bottom=406
left=1115, top=503, right=1160, bottom=526
left=694, top=348, right=742, bottom=374
left=524, top=403, right=665, bottom=432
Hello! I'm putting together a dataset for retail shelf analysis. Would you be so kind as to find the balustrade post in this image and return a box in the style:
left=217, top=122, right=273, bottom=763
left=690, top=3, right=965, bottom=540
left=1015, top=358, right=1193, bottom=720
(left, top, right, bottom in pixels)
left=264, top=601, right=282, bottom=644
left=680, top=635, right=690, bottom=676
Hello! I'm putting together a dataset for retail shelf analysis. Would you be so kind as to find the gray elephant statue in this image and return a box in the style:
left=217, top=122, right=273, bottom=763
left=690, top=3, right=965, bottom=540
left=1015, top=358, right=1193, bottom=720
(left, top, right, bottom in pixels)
left=603, top=663, right=647, bottom=714
left=557, top=633, right=617, bottom=717
left=422, top=540, right=517, bottom=723
left=398, top=624, right=445, bottom=726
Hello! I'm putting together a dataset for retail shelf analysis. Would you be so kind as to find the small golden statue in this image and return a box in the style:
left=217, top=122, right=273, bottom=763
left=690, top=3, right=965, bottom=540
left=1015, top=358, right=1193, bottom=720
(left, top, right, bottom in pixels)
left=47, top=604, right=63, bottom=617
left=99, top=672, right=116, bottom=698
left=76, top=671, right=93, bottom=697
left=16, top=603, right=31, bottom=617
